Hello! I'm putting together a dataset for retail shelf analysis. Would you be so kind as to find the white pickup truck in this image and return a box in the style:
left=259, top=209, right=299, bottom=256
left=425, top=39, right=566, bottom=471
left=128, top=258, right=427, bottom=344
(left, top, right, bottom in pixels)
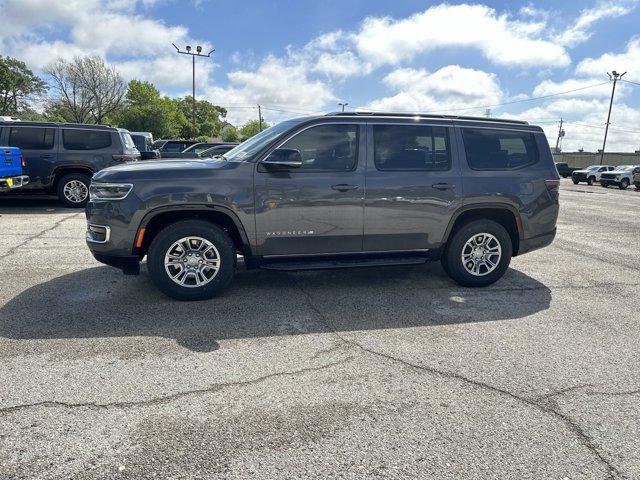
left=600, top=165, right=640, bottom=190
left=571, top=165, right=615, bottom=185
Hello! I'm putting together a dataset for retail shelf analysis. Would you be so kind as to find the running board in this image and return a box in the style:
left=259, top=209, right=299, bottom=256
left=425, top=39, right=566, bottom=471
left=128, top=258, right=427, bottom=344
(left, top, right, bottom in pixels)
left=260, top=256, right=429, bottom=271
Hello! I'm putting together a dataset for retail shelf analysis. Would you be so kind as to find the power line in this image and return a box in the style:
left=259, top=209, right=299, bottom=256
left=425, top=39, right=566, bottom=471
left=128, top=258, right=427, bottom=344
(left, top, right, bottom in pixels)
left=621, top=78, right=640, bottom=87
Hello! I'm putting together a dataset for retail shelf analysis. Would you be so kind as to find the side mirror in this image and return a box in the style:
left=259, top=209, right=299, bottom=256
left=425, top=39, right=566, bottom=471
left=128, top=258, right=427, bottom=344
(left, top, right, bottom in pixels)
left=262, top=148, right=302, bottom=169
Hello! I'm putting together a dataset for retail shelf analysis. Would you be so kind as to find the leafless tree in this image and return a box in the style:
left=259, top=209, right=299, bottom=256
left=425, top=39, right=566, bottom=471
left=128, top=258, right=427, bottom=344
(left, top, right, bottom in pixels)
left=44, top=56, right=127, bottom=124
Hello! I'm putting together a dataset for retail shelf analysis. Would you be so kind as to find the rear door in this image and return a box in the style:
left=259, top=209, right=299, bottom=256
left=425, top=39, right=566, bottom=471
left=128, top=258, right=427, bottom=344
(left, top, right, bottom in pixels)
left=6, top=125, right=57, bottom=189
left=254, top=122, right=366, bottom=256
left=363, top=122, right=462, bottom=251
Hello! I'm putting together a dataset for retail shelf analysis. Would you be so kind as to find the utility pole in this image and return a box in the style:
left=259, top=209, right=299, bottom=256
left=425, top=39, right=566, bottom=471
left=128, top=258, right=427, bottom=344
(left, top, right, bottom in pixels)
left=485, top=108, right=491, bottom=118
left=555, top=118, right=565, bottom=153
left=258, top=105, right=263, bottom=132
left=600, top=70, right=626, bottom=164
left=338, top=102, right=348, bottom=112
left=172, top=43, right=215, bottom=139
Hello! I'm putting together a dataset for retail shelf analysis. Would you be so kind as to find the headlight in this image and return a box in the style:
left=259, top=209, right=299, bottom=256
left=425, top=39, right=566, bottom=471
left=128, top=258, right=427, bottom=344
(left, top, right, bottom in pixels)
left=89, top=182, right=133, bottom=201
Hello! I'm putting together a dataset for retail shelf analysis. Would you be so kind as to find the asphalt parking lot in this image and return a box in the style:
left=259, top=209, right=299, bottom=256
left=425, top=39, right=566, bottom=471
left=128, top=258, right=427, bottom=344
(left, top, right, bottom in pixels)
left=0, top=179, right=639, bottom=480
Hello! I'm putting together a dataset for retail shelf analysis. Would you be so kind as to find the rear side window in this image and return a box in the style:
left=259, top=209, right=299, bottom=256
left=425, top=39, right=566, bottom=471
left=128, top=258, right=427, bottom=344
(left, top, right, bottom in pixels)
left=462, top=128, right=539, bottom=170
left=162, top=142, right=186, bottom=153
left=9, top=127, right=54, bottom=150
left=280, top=124, right=359, bottom=171
left=62, top=129, right=112, bottom=150
left=374, top=125, right=450, bottom=171
left=120, top=132, right=136, bottom=150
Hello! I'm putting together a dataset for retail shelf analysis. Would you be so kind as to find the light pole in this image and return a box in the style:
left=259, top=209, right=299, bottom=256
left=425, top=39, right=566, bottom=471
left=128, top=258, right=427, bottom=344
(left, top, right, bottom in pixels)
left=338, top=102, right=348, bottom=112
left=172, top=43, right=214, bottom=139
left=600, top=70, right=626, bottom=165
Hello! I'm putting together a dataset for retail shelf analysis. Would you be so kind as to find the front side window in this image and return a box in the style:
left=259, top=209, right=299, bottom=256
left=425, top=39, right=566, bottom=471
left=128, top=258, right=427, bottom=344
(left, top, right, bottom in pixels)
left=462, top=128, right=539, bottom=170
left=162, top=142, right=184, bottom=153
left=279, top=124, right=358, bottom=171
left=62, top=129, right=112, bottom=150
left=9, top=127, right=54, bottom=150
left=374, top=125, right=450, bottom=171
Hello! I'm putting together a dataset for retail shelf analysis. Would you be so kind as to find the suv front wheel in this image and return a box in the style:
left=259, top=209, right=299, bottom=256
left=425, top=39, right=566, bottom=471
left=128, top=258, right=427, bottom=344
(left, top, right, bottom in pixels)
left=442, top=219, right=513, bottom=287
left=147, top=220, right=236, bottom=301
left=57, top=173, right=91, bottom=208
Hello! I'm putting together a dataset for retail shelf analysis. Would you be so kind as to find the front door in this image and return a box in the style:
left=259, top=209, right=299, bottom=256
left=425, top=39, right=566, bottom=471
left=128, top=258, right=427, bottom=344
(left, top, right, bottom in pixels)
left=363, top=123, right=462, bottom=251
left=254, top=123, right=365, bottom=256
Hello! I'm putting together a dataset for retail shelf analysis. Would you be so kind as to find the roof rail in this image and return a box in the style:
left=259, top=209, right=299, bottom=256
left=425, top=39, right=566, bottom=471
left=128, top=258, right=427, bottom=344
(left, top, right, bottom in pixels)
left=326, top=111, right=529, bottom=125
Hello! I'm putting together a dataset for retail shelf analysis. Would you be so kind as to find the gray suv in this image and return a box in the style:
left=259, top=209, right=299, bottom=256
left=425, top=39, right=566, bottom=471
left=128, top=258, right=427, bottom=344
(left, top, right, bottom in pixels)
left=0, top=121, right=140, bottom=207
left=86, top=113, right=559, bottom=300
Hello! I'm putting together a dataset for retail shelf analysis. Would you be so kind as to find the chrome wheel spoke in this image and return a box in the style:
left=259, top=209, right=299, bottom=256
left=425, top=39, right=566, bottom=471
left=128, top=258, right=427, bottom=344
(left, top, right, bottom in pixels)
left=461, top=232, right=502, bottom=277
left=164, top=236, right=221, bottom=288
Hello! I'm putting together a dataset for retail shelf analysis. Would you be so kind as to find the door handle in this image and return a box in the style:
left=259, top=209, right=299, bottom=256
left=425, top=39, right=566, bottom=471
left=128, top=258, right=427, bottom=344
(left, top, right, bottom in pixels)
left=331, top=184, right=359, bottom=192
left=432, top=183, right=455, bottom=190
left=40, top=154, right=54, bottom=159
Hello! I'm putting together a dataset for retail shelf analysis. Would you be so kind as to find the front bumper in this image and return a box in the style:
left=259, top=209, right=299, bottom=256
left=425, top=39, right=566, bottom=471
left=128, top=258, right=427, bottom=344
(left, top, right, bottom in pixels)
left=90, top=251, right=140, bottom=275
left=0, top=175, right=29, bottom=192
left=517, top=228, right=556, bottom=256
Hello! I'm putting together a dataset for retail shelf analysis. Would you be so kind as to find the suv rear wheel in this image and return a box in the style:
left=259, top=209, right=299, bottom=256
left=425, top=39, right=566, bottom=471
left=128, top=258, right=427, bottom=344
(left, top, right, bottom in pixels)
left=442, top=219, right=512, bottom=287
left=147, top=220, right=236, bottom=301
left=57, top=173, right=91, bottom=208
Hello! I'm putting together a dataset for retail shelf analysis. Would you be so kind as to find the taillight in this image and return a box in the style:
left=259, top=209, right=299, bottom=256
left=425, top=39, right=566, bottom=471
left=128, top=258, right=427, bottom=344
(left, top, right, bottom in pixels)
left=21, top=154, right=26, bottom=168
left=545, top=179, right=560, bottom=201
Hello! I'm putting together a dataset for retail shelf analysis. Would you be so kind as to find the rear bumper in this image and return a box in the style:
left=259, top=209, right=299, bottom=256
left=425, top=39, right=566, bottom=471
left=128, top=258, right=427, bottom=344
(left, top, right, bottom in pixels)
left=0, top=175, right=29, bottom=192
left=517, top=228, right=556, bottom=256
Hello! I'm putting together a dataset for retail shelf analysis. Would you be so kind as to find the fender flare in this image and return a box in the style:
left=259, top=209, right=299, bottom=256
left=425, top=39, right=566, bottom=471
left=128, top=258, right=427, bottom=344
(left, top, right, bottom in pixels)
left=442, top=203, right=523, bottom=244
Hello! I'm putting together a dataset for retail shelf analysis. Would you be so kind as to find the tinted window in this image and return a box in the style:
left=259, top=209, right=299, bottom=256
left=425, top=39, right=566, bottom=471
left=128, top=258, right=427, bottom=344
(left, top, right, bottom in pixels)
left=280, top=124, right=358, bottom=171
left=374, top=125, right=450, bottom=171
left=162, top=142, right=186, bottom=153
left=462, top=128, right=539, bottom=170
left=62, top=129, right=112, bottom=150
left=131, top=135, right=150, bottom=151
left=9, top=127, right=54, bottom=150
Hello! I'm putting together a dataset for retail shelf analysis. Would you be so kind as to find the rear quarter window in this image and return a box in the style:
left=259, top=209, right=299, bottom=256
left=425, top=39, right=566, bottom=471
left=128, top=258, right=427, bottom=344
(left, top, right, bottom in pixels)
left=62, top=129, right=112, bottom=150
left=462, top=128, right=539, bottom=170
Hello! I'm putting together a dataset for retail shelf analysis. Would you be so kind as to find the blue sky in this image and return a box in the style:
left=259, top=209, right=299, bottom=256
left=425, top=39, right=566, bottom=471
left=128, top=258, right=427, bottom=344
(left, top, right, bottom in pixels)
left=2, top=0, right=640, bottom=151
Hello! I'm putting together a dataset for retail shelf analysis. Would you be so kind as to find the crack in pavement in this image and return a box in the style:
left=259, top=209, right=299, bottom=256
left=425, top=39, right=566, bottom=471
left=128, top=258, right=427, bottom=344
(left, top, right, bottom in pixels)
left=291, top=277, right=624, bottom=480
left=0, top=357, right=352, bottom=416
left=0, top=213, right=82, bottom=261
left=536, top=385, right=640, bottom=401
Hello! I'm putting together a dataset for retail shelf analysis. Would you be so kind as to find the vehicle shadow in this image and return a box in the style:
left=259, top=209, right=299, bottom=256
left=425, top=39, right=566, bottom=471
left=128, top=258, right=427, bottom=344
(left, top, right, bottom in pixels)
left=0, top=196, right=70, bottom=214
left=0, top=263, right=551, bottom=352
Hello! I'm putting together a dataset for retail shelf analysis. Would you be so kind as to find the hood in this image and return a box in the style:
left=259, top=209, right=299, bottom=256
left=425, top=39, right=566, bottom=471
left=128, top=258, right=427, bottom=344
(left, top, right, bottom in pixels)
left=93, top=158, right=229, bottom=183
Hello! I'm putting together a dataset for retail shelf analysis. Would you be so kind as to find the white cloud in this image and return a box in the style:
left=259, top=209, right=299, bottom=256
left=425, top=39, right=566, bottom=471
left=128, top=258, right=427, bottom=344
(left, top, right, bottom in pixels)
left=350, top=4, right=570, bottom=68
left=365, top=65, right=502, bottom=114
left=555, top=0, right=638, bottom=47
left=203, top=56, right=335, bottom=125
left=576, top=37, right=640, bottom=76
left=532, top=78, right=620, bottom=98
left=0, top=0, right=213, bottom=90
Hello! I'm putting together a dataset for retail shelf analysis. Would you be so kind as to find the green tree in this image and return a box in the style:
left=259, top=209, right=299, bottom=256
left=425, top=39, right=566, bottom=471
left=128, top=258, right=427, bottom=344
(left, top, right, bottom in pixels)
left=176, top=96, right=227, bottom=139
left=0, top=56, right=47, bottom=116
left=115, top=80, right=187, bottom=139
left=239, top=119, right=269, bottom=141
left=220, top=124, right=240, bottom=142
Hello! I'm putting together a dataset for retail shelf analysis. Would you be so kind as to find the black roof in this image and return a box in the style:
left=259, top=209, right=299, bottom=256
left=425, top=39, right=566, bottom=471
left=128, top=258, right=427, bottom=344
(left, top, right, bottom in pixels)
left=325, top=111, right=529, bottom=125
left=0, top=120, right=116, bottom=130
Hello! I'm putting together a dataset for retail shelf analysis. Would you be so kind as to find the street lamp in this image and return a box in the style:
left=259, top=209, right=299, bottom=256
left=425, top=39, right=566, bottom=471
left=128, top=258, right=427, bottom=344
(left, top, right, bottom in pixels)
left=172, top=43, right=215, bottom=139
left=338, top=102, right=349, bottom=112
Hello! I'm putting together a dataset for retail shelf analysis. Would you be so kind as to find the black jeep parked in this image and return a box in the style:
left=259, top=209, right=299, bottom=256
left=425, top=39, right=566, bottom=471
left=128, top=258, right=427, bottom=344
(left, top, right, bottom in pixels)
left=0, top=121, right=140, bottom=207
left=86, top=112, right=559, bottom=300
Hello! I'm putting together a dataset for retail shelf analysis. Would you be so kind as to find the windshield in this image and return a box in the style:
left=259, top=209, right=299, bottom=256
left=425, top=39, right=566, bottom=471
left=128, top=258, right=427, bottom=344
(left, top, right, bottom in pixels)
left=224, top=120, right=300, bottom=161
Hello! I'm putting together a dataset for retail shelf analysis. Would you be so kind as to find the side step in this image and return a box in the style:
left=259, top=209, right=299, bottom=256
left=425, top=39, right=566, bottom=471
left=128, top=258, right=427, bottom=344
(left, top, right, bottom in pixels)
left=260, top=256, right=429, bottom=271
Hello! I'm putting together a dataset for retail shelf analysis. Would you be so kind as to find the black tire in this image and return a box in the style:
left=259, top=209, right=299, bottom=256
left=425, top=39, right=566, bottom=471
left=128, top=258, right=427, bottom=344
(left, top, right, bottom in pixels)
left=562, top=174, right=569, bottom=178
left=441, top=219, right=512, bottom=288
left=619, top=178, right=629, bottom=190
left=601, top=183, right=608, bottom=188
left=587, top=176, right=595, bottom=186
left=572, top=179, right=579, bottom=185
left=147, top=220, right=236, bottom=301
left=57, top=173, right=91, bottom=208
